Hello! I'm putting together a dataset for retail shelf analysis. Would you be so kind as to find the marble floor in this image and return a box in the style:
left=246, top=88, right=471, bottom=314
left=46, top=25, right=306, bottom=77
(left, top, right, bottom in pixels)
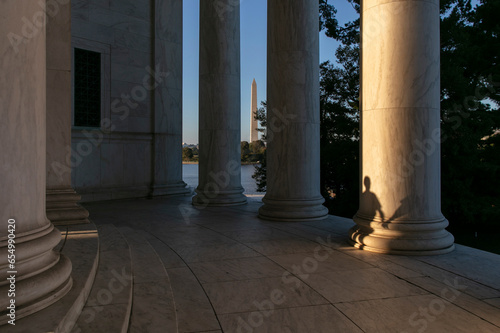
left=68, top=195, right=500, bottom=332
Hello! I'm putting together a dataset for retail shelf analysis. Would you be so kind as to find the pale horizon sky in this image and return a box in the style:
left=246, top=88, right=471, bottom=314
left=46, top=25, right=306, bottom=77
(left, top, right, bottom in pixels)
left=182, top=0, right=357, bottom=144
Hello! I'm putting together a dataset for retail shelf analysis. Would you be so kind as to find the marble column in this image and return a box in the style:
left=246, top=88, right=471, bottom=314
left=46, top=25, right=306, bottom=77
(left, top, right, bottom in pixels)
left=349, top=0, right=455, bottom=254
left=151, top=0, right=190, bottom=197
left=46, top=0, right=89, bottom=225
left=192, top=0, right=247, bottom=206
left=0, top=1, right=72, bottom=324
left=258, top=0, right=328, bottom=221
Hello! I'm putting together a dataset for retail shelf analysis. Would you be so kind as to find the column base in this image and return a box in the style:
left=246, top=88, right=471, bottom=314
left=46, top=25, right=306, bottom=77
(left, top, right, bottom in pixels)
left=150, top=182, right=192, bottom=197
left=46, top=188, right=89, bottom=226
left=0, top=258, right=73, bottom=326
left=348, top=214, right=455, bottom=255
left=192, top=188, right=247, bottom=206
left=0, top=226, right=73, bottom=325
left=258, top=196, right=329, bottom=222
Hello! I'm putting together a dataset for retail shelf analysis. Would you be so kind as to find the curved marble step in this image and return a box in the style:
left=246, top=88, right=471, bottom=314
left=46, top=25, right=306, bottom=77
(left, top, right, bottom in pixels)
left=143, top=232, right=221, bottom=333
left=3, top=223, right=99, bottom=333
left=117, top=227, right=178, bottom=333
left=71, top=224, right=133, bottom=333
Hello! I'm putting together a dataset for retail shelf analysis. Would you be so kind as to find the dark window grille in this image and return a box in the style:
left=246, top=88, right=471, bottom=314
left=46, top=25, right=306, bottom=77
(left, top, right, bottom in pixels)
left=74, top=48, right=101, bottom=127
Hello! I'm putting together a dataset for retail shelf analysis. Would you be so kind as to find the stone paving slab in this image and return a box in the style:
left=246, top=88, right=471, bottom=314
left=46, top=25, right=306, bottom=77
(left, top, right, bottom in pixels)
left=168, top=267, right=221, bottom=332
left=82, top=196, right=500, bottom=333
left=6, top=223, right=99, bottom=333
left=336, top=294, right=500, bottom=333
left=218, top=305, right=363, bottom=333
left=118, top=227, right=177, bottom=333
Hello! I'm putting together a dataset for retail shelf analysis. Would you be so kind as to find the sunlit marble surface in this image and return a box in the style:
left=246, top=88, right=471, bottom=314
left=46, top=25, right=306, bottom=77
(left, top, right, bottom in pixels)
left=74, top=196, right=500, bottom=332
left=351, top=0, right=454, bottom=254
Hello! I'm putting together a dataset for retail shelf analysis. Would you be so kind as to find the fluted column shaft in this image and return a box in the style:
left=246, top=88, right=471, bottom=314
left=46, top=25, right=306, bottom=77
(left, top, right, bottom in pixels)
left=0, top=1, right=72, bottom=325
left=151, top=0, right=190, bottom=197
left=193, top=0, right=247, bottom=206
left=258, top=0, right=328, bottom=221
left=46, top=0, right=89, bottom=225
left=349, top=0, right=454, bottom=254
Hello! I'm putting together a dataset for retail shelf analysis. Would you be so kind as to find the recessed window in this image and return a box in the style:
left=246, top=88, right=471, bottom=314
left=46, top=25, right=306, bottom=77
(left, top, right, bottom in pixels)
left=74, top=48, right=101, bottom=127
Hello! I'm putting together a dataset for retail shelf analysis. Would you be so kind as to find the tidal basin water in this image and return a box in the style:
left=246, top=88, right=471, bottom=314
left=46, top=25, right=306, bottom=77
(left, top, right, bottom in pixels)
left=183, top=164, right=261, bottom=195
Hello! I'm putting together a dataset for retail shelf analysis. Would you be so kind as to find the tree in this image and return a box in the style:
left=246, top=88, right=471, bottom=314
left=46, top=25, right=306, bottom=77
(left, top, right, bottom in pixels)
left=318, top=0, right=361, bottom=217
left=252, top=102, right=267, bottom=192
left=439, top=0, right=500, bottom=230
left=182, top=147, right=193, bottom=161
left=241, top=141, right=250, bottom=162
left=250, top=140, right=265, bottom=155
left=319, top=57, right=360, bottom=217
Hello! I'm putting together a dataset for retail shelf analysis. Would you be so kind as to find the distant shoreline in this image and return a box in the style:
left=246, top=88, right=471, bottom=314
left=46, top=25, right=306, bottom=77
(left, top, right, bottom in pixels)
left=182, top=162, right=261, bottom=195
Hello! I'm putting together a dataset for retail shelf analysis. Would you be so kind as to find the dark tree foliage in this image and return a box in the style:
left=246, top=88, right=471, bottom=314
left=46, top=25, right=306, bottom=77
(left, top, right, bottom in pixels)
left=319, top=60, right=360, bottom=217
left=241, top=141, right=250, bottom=161
left=439, top=0, right=500, bottom=230
left=318, top=0, right=361, bottom=217
left=252, top=151, right=267, bottom=192
left=250, top=140, right=266, bottom=155
left=182, top=147, right=194, bottom=160
left=319, top=0, right=338, bottom=36
left=320, top=0, right=360, bottom=45
left=241, top=139, right=265, bottom=163
left=252, top=102, right=267, bottom=192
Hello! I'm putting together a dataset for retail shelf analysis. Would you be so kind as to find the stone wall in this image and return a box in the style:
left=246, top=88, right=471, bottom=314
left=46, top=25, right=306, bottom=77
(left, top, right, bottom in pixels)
left=70, top=0, right=155, bottom=201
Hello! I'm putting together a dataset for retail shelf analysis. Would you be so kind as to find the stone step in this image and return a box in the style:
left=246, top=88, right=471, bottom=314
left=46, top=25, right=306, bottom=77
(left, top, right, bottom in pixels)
left=143, top=232, right=221, bottom=332
left=3, top=223, right=99, bottom=333
left=71, top=224, right=133, bottom=333
left=117, top=227, right=178, bottom=333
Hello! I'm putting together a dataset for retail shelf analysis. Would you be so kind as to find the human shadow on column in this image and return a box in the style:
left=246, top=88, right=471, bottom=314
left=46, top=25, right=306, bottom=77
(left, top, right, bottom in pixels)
left=360, top=176, right=385, bottom=222
left=350, top=176, right=385, bottom=247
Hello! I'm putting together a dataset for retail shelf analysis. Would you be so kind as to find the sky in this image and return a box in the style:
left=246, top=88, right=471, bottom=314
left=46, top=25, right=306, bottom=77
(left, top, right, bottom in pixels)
left=182, top=0, right=358, bottom=144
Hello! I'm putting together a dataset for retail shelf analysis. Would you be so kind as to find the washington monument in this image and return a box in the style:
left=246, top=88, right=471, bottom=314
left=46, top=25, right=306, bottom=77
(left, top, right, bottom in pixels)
left=250, top=78, right=259, bottom=142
